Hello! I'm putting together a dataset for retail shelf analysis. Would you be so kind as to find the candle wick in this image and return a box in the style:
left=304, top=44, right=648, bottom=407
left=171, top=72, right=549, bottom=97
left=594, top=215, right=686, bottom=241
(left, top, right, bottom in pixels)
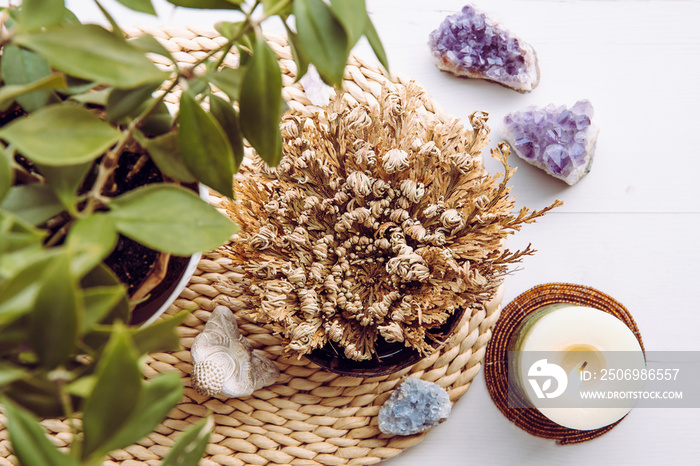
left=579, top=361, right=588, bottom=371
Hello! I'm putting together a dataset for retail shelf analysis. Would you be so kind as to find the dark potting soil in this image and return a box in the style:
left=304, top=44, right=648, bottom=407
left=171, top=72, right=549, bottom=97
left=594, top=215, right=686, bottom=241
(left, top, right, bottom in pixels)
left=103, top=150, right=164, bottom=295
left=104, top=234, right=160, bottom=295
left=0, top=103, right=26, bottom=126
left=109, top=148, right=164, bottom=195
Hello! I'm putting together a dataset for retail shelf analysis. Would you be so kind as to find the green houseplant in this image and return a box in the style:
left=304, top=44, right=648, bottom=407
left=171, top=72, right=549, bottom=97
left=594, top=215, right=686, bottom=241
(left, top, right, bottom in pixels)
left=0, top=0, right=387, bottom=464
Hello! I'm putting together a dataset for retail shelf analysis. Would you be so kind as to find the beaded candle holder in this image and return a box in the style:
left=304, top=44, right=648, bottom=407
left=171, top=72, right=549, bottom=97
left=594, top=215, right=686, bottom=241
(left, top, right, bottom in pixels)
left=484, top=283, right=645, bottom=444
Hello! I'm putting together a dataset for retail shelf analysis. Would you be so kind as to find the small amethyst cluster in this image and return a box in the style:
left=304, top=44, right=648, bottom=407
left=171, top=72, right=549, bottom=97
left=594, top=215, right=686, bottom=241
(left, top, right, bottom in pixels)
left=502, top=100, right=599, bottom=185
left=428, top=4, right=539, bottom=93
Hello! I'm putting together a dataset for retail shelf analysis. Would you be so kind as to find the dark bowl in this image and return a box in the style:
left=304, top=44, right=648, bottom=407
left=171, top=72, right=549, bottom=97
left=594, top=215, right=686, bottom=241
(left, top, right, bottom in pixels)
left=304, top=307, right=467, bottom=377
left=128, top=254, right=191, bottom=326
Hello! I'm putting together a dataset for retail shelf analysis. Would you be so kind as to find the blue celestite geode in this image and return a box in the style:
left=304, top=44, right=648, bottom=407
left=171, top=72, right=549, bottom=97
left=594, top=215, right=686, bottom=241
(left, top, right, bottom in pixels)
left=428, top=4, right=540, bottom=93
left=502, top=100, right=600, bottom=185
left=378, top=378, right=452, bottom=436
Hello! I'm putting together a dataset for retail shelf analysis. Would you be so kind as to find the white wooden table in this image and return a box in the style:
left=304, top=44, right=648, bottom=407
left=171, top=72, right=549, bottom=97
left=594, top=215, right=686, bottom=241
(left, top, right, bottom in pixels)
left=69, top=1, right=700, bottom=464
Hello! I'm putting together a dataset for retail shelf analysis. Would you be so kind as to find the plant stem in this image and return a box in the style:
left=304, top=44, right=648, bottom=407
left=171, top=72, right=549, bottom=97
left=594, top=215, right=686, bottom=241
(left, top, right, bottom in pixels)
left=45, top=219, right=72, bottom=247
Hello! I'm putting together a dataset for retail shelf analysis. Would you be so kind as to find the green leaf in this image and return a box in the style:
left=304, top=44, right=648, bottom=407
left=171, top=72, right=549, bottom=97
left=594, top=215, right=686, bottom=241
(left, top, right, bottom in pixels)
left=0, top=252, right=48, bottom=328
left=166, top=0, right=241, bottom=9
left=0, top=45, right=54, bottom=112
left=294, top=0, right=348, bottom=87
left=0, top=242, right=45, bottom=281
left=60, top=6, right=81, bottom=25
left=139, top=99, right=173, bottom=137
left=82, top=325, right=142, bottom=460
left=94, top=0, right=125, bottom=39
left=160, top=416, right=213, bottom=466
left=18, top=0, right=66, bottom=32
left=2, top=397, right=81, bottom=466
left=214, top=20, right=237, bottom=39
left=80, top=264, right=130, bottom=325
left=0, top=104, right=122, bottom=166
left=263, top=0, right=292, bottom=16
left=0, top=184, right=63, bottom=225
left=60, top=76, right=100, bottom=96
left=0, top=72, right=66, bottom=112
left=107, top=82, right=160, bottom=122
left=0, top=319, right=28, bottom=358
left=65, top=375, right=97, bottom=398
left=36, top=161, right=92, bottom=214
left=3, top=376, right=64, bottom=418
left=185, top=75, right=210, bottom=96
left=97, top=372, right=183, bottom=454
left=207, top=67, right=244, bottom=102
left=66, top=213, right=118, bottom=277
left=29, top=254, right=80, bottom=369
left=0, top=147, right=12, bottom=203
left=69, top=88, right=111, bottom=106
left=209, top=94, right=244, bottom=173
left=139, top=132, right=195, bottom=183
left=240, top=36, right=283, bottom=166
left=16, top=24, right=169, bottom=89
left=129, top=34, right=175, bottom=63
left=0, top=210, right=46, bottom=258
left=132, top=311, right=188, bottom=354
left=0, top=363, right=26, bottom=388
left=363, top=17, right=389, bottom=72
left=81, top=286, right=127, bottom=332
left=115, top=0, right=157, bottom=15
left=178, top=90, right=234, bottom=198
left=284, top=25, right=309, bottom=81
left=329, top=0, right=367, bottom=50
left=108, top=184, right=239, bottom=256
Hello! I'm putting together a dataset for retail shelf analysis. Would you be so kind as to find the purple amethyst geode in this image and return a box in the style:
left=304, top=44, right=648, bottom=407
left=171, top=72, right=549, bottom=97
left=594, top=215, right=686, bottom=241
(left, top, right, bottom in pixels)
left=502, top=100, right=599, bottom=185
left=428, top=4, right=540, bottom=93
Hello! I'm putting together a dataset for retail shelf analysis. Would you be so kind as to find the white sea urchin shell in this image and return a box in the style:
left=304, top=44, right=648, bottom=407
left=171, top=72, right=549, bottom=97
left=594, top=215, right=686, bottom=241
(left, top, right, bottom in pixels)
left=191, top=306, right=279, bottom=397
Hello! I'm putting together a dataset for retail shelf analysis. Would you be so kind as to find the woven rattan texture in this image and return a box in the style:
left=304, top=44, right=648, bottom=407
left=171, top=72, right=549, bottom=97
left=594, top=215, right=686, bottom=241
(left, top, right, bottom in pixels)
left=483, top=283, right=645, bottom=445
left=0, top=27, right=504, bottom=466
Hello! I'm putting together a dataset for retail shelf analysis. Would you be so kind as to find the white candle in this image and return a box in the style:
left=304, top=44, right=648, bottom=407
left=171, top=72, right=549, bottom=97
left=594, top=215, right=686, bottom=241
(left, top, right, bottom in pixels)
left=511, top=304, right=645, bottom=430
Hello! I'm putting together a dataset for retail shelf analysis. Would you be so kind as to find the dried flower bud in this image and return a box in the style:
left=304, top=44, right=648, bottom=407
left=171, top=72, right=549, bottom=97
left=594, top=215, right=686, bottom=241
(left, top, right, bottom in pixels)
left=371, top=178, right=389, bottom=197
left=386, top=253, right=430, bottom=282
left=286, top=267, right=306, bottom=287
left=348, top=106, right=372, bottom=131
left=298, top=288, right=320, bottom=317
left=281, top=117, right=301, bottom=139
left=382, top=148, right=410, bottom=173
left=440, top=209, right=465, bottom=233
left=475, top=194, right=489, bottom=210
left=343, top=343, right=368, bottom=361
left=399, top=179, right=425, bottom=203
left=418, top=141, right=440, bottom=157
left=346, top=171, right=373, bottom=197
left=379, top=322, right=404, bottom=343
left=451, top=152, right=472, bottom=172
left=288, top=322, right=318, bottom=352
left=250, top=226, right=276, bottom=250
left=404, top=222, right=427, bottom=241
left=389, top=208, right=410, bottom=224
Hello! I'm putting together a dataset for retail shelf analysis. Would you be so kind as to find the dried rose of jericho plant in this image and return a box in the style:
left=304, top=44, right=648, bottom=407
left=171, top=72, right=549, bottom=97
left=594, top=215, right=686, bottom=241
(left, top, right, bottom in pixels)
left=219, top=82, right=561, bottom=362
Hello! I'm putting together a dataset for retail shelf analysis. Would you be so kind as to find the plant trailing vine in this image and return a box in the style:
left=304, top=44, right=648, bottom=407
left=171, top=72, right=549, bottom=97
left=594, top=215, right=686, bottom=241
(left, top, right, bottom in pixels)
left=0, top=0, right=387, bottom=464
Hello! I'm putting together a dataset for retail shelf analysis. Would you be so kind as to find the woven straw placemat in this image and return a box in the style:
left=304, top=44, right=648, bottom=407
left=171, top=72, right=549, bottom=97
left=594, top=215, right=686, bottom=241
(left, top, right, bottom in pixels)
left=0, top=27, right=506, bottom=466
left=484, top=283, right=645, bottom=445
